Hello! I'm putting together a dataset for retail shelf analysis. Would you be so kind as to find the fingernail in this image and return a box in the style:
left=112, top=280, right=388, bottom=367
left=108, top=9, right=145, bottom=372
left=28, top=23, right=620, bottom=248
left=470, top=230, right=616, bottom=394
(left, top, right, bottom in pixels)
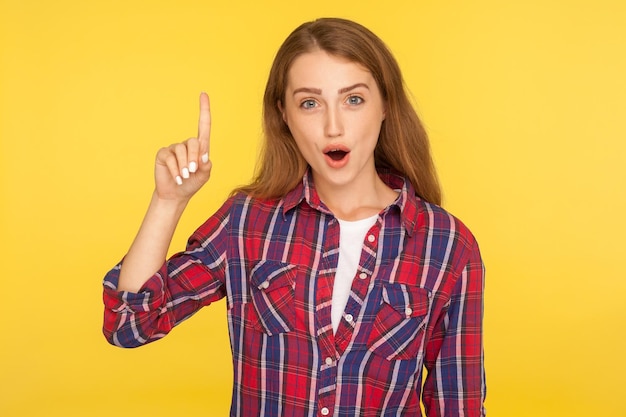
left=201, top=153, right=209, bottom=164
left=189, top=161, right=198, bottom=173
left=182, top=167, right=190, bottom=179
left=175, top=176, right=183, bottom=185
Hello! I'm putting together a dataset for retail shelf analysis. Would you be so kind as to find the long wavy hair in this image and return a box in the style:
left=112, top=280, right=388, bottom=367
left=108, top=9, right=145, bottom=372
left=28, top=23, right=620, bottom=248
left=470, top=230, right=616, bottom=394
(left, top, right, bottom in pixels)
left=234, top=18, right=442, bottom=205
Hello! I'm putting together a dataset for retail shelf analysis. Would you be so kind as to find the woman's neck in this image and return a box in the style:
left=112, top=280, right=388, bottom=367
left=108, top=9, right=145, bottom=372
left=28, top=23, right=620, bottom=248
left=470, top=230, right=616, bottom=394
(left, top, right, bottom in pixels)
left=314, top=172, right=399, bottom=221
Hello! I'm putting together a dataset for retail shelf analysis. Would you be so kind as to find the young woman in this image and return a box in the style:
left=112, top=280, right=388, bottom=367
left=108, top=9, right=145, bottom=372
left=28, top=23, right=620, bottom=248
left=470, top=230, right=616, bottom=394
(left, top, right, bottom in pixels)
left=103, top=18, right=486, bottom=417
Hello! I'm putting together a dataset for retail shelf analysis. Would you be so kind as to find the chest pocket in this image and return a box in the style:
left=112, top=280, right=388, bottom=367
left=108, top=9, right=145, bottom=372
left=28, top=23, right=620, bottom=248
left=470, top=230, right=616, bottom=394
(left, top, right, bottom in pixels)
left=249, top=261, right=296, bottom=336
left=367, top=283, right=431, bottom=361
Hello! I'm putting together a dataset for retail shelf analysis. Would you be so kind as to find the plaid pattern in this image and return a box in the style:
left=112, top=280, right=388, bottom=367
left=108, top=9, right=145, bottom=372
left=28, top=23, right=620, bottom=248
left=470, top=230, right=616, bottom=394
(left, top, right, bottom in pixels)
left=103, top=171, right=486, bottom=416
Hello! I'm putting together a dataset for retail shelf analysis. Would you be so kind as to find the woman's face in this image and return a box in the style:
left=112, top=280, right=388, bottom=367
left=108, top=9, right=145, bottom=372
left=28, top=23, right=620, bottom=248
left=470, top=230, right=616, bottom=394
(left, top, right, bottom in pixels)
left=280, top=49, right=386, bottom=194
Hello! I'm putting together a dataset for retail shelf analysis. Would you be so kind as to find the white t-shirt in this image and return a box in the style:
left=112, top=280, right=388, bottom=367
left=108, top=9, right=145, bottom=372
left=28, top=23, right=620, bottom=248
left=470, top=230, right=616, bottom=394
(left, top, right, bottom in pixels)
left=331, top=214, right=378, bottom=333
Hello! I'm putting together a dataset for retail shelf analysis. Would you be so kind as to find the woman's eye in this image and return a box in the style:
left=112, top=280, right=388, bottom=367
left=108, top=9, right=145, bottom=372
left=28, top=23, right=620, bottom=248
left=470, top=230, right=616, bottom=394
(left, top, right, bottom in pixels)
left=301, top=100, right=317, bottom=109
left=347, top=95, right=364, bottom=105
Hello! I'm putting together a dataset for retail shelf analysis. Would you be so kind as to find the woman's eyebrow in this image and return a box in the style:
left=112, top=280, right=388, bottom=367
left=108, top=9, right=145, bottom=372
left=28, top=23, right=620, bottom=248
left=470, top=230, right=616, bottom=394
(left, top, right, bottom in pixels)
left=292, top=83, right=370, bottom=96
left=338, top=83, right=369, bottom=94
left=292, top=87, right=322, bottom=96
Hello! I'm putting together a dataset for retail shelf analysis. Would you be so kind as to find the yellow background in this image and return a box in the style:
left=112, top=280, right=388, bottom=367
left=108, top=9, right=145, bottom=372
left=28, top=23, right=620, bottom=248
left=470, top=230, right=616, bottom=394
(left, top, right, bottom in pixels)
left=1, top=0, right=625, bottom=415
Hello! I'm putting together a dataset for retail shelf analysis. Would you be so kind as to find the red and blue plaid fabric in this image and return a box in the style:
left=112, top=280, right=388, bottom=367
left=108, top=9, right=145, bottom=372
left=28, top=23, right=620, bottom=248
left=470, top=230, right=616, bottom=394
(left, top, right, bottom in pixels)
left=103, top=171, right=486, bottom=416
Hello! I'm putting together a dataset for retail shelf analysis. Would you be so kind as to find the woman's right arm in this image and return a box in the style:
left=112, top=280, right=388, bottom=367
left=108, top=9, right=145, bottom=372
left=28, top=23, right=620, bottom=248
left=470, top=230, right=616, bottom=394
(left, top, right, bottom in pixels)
left=117, top=92, right=213, bottom=292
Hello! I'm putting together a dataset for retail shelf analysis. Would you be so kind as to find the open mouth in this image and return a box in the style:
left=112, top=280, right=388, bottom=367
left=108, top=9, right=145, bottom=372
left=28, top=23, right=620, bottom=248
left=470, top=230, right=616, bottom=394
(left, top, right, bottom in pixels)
left=325, top=149, right=349, bottom=161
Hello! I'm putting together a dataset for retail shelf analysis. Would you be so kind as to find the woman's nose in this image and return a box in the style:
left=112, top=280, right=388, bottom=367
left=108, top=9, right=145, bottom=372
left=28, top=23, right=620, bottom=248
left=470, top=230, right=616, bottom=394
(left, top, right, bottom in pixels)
left=324, top=106, right=344, bottom=137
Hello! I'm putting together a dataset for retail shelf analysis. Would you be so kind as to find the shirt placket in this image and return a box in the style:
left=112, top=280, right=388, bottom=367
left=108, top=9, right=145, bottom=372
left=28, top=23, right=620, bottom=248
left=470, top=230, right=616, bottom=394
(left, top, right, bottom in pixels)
left=315, top=218, right=382, bottom=416
left=334, top=222, right=380, bottom=355
left=314, top=217, right=340, bottom=416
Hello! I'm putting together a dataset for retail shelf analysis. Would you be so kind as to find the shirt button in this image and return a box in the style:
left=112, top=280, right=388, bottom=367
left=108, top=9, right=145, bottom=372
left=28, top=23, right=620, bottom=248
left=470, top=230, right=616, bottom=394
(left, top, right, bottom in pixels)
left=405, top=307, right=413, bottom=316
left=325, top=357, right=333, bottom=366
left=345, top=314, right=354, bottom=323
left=367, top=234, right=375, bottom=243
left=359, top=272, right=367, bottom=279
left=321, top=407, right=330, bottom=416
left=260, top=280, right=270, bottom=289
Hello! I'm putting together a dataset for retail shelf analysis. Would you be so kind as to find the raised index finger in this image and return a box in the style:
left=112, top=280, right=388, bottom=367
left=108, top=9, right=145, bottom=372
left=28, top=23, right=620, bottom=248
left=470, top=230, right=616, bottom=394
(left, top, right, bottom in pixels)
left=198, top=92, right=211, bottom=159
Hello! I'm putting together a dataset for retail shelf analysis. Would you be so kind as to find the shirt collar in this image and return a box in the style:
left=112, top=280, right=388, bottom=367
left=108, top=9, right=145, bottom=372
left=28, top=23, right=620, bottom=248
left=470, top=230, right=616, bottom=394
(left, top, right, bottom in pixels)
left=282, top=169, right=419, bottom=236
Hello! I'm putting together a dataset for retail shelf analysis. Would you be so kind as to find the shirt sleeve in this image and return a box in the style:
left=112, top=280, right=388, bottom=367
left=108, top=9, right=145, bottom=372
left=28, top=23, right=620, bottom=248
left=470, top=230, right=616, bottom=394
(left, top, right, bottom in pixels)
left=102, top=199, right=233, bottom=348
left=422, top=237, right=487, bottom=416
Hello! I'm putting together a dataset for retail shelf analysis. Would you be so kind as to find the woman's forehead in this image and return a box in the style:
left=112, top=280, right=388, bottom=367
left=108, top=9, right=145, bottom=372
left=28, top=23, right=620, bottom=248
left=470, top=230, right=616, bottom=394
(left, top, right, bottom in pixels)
left=286, top=50, right=375, bottom=92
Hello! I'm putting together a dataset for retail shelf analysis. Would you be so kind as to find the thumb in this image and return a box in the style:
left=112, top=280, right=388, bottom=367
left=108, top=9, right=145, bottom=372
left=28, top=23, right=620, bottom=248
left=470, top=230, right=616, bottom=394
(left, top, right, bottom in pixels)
left=194, top=156, right=212, bottom=184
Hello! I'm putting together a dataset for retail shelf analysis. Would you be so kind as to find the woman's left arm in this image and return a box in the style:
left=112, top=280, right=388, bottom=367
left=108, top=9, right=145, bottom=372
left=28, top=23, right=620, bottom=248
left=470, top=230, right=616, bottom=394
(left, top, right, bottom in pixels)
left=422, top=238, right=487, bottom=417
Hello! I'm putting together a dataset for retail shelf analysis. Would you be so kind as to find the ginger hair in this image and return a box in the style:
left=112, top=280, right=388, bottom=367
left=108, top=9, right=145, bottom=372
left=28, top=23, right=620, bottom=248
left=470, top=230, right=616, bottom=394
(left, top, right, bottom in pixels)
left=234, top=18, right=441, bottom=205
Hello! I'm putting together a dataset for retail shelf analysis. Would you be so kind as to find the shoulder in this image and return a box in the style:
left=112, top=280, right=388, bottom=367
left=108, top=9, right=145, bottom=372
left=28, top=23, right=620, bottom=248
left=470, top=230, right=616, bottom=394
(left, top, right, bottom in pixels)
left=228, top=192, right=286, bottom=214
left=201, top=192, right=287, bottom=230
left=413, top=198, right=481, bottom=264
left=418, top=200, right=476, bottom=241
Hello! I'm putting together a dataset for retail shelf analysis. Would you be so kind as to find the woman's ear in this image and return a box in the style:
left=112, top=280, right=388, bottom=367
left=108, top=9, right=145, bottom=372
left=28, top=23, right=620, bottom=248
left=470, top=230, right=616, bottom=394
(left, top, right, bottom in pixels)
left=277, top=100, right=287, bottom=124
